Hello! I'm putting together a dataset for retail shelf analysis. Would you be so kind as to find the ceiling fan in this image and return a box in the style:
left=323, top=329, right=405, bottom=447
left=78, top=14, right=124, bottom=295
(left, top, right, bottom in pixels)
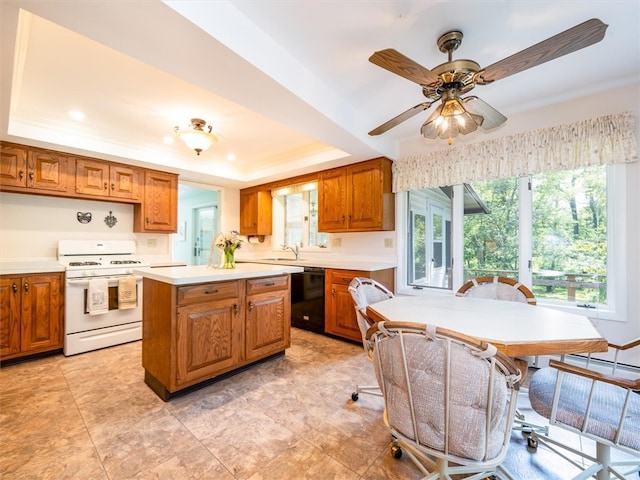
left=368, top=18, right=608, bottom=144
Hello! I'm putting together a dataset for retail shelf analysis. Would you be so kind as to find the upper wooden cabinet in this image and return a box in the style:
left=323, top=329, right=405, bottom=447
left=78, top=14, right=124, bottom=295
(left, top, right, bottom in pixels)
left=133, top=170, right=178, bottom=233
left=318, top=157, right=394, bottom=233
left=239, top=189, right=272, bottom=236
left=75, top=158, right=140, bottom=200
left=0, top=144, right=70, bottom=194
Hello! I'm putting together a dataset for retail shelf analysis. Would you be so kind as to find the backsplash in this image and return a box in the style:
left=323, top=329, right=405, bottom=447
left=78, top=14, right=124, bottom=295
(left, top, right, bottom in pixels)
left=0, top=192, right=170, bottom=261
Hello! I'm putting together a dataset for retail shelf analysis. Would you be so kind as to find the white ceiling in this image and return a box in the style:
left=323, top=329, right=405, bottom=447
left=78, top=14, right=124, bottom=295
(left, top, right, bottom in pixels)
left=1, top=1, right=638, bottom=189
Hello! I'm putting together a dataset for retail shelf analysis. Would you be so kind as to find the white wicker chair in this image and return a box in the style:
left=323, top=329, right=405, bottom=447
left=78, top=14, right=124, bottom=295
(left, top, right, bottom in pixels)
left=456, top=275, right=537, bottom=305
left=367, top=321, right=521, bottom=479
left=347, top=277, right=394, bottom=401
left=527, top=338, right=640, bottom=480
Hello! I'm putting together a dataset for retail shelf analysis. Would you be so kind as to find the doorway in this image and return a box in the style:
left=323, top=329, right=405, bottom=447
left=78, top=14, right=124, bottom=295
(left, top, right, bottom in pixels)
left=173, top=183, right=220, bottom=265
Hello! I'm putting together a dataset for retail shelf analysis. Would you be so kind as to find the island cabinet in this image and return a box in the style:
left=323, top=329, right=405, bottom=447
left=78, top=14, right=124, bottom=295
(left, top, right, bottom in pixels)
left=0, top=272, right=64, bottom=361
left=0, top=144, right=71, bottom=195
left=318, top=157, right=394, bottom=233
left=141, top=273, right=291, bottom=400
left=324, top=268, right=395, bottom=342
left=245, top=275, right=291, bottom=360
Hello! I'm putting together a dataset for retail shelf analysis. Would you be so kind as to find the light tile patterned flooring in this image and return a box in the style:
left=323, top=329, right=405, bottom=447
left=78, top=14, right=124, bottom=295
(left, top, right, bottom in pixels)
left=0, top=328, right=635, bottom=479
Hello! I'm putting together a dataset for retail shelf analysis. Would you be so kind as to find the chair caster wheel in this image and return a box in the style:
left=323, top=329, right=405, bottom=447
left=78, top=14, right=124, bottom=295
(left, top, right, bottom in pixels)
left=391, top=445, right=402, bottom=459
left=527, top=436, right=538, bottom=450
left=351, top=392, right=359, bottom=401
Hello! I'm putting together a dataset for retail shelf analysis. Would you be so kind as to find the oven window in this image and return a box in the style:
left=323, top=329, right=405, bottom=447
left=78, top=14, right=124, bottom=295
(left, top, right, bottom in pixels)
left=83, top=285, right=137, bottom=313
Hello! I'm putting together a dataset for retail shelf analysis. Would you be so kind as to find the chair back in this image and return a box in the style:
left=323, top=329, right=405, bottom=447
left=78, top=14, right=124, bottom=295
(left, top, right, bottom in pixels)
left=348, top=278, right=394, bottom=349
left=456, top=276, right=536, bottom=305
left=367, top=321, right=521, bottom=466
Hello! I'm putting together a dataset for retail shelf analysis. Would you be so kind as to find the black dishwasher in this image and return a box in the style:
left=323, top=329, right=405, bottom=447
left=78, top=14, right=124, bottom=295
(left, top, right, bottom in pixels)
left=291, top=267, right=325, bottom=333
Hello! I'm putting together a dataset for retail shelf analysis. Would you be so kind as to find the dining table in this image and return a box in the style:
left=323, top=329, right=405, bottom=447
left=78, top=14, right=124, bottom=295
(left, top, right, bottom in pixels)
left=366, top=294, right=609, bottom=359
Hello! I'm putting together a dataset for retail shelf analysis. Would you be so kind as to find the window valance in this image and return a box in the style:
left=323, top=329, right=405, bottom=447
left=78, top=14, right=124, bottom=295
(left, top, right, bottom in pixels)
left=393, top=111, right=638, bottom=192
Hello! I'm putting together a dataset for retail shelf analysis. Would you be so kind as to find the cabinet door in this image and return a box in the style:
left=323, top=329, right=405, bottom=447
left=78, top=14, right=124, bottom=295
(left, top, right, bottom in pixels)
left=176, top=298, right=242, bottom=386
left=0, top=276, right=22, bottom=358
left=325, top=281, right=361, bottom=342
left=28, top=151, right=69, bottom=193
left=140, top=170, right=178, bottom=232
left=0, top=145, right=28, bottom=188
left=318, top=168, right=348, bottom=232
left=239, top=190, right=272, bottom=236
left=246, top=289, right=290, bottom=360
left=20, top=274, right=63, bottom=353
left=75, top=158, right=110, bottom=196
left=348, top=161, right=383, bottom=231
left=110, top=165, right=140, bottom=200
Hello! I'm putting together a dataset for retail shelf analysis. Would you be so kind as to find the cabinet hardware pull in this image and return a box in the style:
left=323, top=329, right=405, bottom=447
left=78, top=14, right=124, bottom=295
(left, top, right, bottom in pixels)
left=233, top=304, right=239, bottom=315
left=28, top=171, right=34, bottom=181
left=19, top=170, right=24, bottom=180
left=146, top=217, right=149, bottom=223
left=331, top=288, right=335, bottom=296
left=348, top=215, right=352, bottom=221
left=23, top=283, right=29, bottom=294
left=248, top=301, right=254, bottom=312
left=204, top=289, right=219, bottom=295
left=264, top=282, right=275, bottom=286
left=111, top=183, right=115, bottom=190
left=342, top=278, right=350, bottom=282
left=104, top=182, right=108, bottom=190
left=12, top=283, right=17, bottom=294
left=341, top=215, right=345, bottom=223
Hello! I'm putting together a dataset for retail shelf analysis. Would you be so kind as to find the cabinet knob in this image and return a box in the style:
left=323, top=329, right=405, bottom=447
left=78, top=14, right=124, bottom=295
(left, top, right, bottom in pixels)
left=19, top=170, right=24, bottom=180
left=233, top=304, right=239, bottom=315
left=12, top=283, right=17, bottom=294
left=331, top=288, right=335, bottom=297
left=28, top=171, right=34, bottom=181
left=23, top=282, right=29, bottom=294
left=341, top=215, right=345, bottom=224
left=111, top=183, right=115, bottom=190
left=248, top=301, right=254, bottom=312
left=104, top=182, right=108, bottom=190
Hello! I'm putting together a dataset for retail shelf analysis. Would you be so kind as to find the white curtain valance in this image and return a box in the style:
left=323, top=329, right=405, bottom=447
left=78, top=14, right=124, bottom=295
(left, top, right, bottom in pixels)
left=393, top=111, right=638, bottom=192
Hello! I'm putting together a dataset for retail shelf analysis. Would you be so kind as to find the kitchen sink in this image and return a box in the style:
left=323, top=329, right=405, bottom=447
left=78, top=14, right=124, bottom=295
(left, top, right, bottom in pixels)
left=260, top=257, right=301, bottom=262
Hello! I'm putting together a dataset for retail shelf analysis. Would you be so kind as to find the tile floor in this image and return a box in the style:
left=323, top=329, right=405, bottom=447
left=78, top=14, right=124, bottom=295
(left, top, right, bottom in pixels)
left=0, top=328, right=636, bottom=479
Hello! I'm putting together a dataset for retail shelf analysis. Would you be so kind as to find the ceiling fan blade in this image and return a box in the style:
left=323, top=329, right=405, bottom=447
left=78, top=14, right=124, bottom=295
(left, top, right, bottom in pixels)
left=478, top=18, right=608, bottom=84
left=462, top=96, right=507, bottom=130
left=369, top=102, right=434, bottom=136
left=369, top=49, right=440, bottom=86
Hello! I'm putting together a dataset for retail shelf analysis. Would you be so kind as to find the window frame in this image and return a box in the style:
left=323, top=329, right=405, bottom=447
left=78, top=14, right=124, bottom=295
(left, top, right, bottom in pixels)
left=397, top=163, right=627, bottom=322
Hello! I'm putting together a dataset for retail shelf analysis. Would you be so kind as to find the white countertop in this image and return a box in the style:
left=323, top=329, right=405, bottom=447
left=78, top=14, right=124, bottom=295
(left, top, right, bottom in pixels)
left=236, top=257, right=397, bottom=271
left=134, top=263, right=304, bottom=285
left=0, top=259, right=65, bottom=275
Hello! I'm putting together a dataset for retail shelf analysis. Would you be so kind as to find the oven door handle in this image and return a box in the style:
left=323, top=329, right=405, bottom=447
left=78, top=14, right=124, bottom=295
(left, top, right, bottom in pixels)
left=66, top=275, right=143, bottom=287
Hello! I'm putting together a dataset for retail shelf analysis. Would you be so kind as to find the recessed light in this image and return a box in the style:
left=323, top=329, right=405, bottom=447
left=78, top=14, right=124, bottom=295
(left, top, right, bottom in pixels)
left=68, top=110, right=85, bottom=121
left=226, top=153, right=236, bottom=161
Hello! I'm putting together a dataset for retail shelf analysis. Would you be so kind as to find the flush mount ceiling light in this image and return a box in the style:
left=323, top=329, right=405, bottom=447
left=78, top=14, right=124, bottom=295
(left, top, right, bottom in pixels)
left=174, top=118, right=219, bottom=155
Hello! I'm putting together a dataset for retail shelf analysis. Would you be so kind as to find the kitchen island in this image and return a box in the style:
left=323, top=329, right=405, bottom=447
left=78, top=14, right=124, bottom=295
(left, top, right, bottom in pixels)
left=134, top=263, right=303, bottom=400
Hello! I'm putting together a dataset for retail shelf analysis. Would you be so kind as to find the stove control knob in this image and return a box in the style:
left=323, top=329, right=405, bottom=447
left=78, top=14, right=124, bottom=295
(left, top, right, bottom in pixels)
left=91, top=270, right=99, bottom=276
left=81, top=270, right=88, bottom=277
left=126, top=268, right=133, bottom=274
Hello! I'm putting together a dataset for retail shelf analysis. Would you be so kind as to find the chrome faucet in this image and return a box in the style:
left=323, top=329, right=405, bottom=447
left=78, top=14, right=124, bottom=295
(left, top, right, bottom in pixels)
left=284, top=244, right=300, bottom=261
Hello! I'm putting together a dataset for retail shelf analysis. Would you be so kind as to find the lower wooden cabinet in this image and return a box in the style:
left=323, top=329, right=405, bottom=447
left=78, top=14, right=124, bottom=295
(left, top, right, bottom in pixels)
left=142, top=275, right=290, bottom=400
left=324, top=268, right=395, bottom=342
left=0, top=272, right=64, bottom=360
left=246, top=275, right=290, bottom=360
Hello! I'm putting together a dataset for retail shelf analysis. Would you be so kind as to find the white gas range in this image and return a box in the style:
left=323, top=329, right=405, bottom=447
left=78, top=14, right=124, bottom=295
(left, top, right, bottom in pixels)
left=58, top=240, right=149, bottom=356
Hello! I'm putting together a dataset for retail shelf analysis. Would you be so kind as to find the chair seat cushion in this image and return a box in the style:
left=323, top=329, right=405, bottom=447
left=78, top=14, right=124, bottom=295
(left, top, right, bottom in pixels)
left=528, top=367, right=640, bottom=452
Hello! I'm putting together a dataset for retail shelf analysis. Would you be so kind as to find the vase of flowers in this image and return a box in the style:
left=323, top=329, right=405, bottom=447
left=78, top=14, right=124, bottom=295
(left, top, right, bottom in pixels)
left=214, top=230, right=243, bottom=269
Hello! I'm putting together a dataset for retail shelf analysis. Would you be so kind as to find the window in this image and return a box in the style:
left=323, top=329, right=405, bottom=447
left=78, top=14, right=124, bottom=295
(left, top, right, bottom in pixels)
left=273, top=184, right=327, bottom=250
left=402, top=164, right=624, bottom=317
